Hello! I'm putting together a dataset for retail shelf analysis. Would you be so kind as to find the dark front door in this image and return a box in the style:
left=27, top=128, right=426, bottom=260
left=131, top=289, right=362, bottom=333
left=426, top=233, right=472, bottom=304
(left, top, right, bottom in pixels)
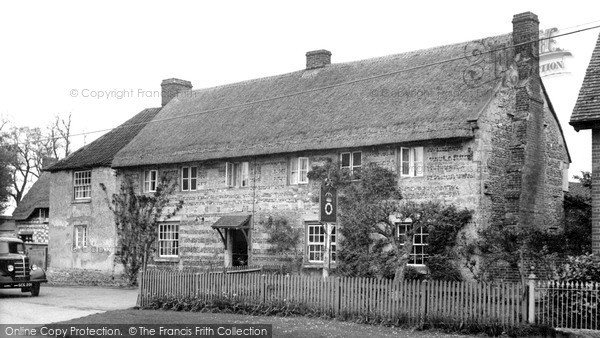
left=231, top=229, right=248, bottom=266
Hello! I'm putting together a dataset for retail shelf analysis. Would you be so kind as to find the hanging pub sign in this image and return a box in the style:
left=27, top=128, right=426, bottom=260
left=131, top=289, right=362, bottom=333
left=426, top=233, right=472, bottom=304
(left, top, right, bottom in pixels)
left=320, top=184, right=337, bottom=223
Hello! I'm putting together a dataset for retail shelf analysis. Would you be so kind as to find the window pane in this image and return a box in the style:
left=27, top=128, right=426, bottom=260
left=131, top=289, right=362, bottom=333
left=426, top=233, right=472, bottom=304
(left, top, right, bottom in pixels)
left=401, top=148, right=410, bottom=175
left=190, top=167, right=197, bottom=190
left=341, top=153, right=350, bottom=168
left=353, top=152, right=362, bottom=166
left=182, top=178, right=189, bottom=191
left=414, top=147, right=424, bottom=176
left=226, top=163, right=233, bottom=186
left=241, top=162, right=249, bottom=187
left=298, top=157, right=308, bottom=183
left=414, top=147, right=423, bottom=162
left=182, top=167, right=189, bottom=179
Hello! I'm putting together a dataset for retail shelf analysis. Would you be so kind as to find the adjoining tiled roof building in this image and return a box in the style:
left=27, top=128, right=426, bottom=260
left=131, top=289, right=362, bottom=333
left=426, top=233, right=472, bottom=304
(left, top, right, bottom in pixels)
left=569, top=32, right=600, bottom=258
left=570, top=33, right=600, bottom=131
left=48, top=12, right=570, bottom=281
left=47, top=107, right=162, bottom=273
left=11, top=171, right=51, bottom=244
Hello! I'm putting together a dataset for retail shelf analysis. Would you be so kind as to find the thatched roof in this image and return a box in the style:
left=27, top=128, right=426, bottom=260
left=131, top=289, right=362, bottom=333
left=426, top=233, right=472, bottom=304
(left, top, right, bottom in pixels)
left=113, top=35, right=512, bottom=167
left=12, top=172, right=51, bottom=221
left=570, top=32, right=600, bottom=130
left=48, top=108, right=161, bottom=171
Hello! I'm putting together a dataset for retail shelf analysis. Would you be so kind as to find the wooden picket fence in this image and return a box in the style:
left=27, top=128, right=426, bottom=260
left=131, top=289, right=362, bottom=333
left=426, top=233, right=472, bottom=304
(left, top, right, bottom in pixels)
left=534, top=280, right=600, bottom=330
left=138, top=270, right=526, bottom=325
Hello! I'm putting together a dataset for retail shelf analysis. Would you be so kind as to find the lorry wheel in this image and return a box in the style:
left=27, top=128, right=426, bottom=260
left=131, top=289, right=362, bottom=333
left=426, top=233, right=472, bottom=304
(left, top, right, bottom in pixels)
left=30, top=283, right=40, bottom=297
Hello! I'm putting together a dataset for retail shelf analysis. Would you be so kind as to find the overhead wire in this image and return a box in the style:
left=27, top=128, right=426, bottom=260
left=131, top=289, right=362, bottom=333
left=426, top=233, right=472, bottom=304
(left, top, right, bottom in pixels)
left=18, top=22, right=600, bottom=145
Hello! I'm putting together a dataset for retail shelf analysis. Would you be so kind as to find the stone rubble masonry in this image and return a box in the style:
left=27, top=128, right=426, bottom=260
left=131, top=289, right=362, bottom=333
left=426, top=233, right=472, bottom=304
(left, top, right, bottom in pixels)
left=510, top=12, right=547, bottom=231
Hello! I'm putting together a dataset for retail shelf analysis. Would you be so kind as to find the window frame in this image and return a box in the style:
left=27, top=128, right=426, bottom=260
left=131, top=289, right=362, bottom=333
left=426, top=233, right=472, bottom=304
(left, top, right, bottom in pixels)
left=158, top=223, right=179, bottom=258
left=225, top=162, right=249, bottom=188
left=19, top=234, right=33, bottom=243
left=181, top=166, right=198, bottom=191
left=396, top=222, right=428, bottom=266
left=74, top=225, right=88, bottom=249
left=399, top=146, right=424, bottom=177
left=306, top=222, right=336, bottom=264
left=340, top=151, right=362, bottom=177
left=143, top=169, right=158, bottom=193
left=290, top=157, right=309, bottom=185
left=73, top=170, right=92, bottom=200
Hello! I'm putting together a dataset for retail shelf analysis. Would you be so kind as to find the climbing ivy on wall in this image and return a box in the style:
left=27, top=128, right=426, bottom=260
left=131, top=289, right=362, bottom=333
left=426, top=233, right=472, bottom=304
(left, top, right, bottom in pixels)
left=100, top=175, right=183, bottom=286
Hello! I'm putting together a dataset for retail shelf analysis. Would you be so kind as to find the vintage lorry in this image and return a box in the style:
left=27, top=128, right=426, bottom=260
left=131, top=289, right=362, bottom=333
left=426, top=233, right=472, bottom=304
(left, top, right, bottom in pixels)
left=0, top=237, right=47, bottom=296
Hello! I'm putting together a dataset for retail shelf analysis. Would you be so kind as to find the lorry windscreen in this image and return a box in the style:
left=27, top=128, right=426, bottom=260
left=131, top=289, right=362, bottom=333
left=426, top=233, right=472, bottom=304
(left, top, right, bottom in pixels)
left=0, top=242, right=25, bottom=254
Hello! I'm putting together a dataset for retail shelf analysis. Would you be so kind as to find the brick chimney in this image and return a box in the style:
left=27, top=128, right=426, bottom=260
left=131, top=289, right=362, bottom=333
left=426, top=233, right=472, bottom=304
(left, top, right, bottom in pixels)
left=306, top=50, right=332, bottom=69
left=161, top=78, right=192, bottom=107
left=41, top=157, right=58, bottom=171
left=506, top=12, right=546, bottom=230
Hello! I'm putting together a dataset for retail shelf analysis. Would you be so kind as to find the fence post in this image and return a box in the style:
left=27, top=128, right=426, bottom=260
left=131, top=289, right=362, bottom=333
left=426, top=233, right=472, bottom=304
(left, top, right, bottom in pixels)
left=136, top=269, right=144, bottom=307
left=421, top=280, right=427, bottom=321
left=335, top=277, right=340, bottom=316
left=261, top=274, right=266, bottom=304
left=527, top=273, right=536, bottom=324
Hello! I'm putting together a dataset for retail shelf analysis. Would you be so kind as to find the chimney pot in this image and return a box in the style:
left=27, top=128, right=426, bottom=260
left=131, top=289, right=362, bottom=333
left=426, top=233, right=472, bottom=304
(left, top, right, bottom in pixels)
left=306, top=50, right=332, bottom=70
left=161, top=78, right=193, bottom=107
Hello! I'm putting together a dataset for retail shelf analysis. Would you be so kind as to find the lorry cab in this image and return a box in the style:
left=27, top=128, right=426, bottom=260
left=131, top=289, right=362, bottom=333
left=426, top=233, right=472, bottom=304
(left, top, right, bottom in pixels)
left=0, top=237, right=47, bottom=296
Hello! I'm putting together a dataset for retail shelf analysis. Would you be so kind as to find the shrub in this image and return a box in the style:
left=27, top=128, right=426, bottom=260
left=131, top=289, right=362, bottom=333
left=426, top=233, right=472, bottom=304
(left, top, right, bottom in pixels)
left=427, top=255, right=462, bottom=281
left=556, top=253, right=600, bottom=282
left=403, top=266, right=425, bottom=280
left=142, top=293, right=558, bottom=336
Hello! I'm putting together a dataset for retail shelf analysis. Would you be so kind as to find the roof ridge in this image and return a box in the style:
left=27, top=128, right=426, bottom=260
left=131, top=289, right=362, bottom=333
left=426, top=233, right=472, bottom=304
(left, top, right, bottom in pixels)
left=186, top=33, right=512, bottom=95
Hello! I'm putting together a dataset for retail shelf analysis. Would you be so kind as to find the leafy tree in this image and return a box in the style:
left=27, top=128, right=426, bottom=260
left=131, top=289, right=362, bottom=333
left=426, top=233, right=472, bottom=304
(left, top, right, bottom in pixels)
left=101, top=176, right=183, bottom=286
left=265, top=216, right=301, bottom=254
left=573, top=171, right=591, bottom=189
left=264, top=216, right=302, bottom=270
left=308, top=161, right=402, bottom=278
left=308, top=160, right=472, bottom=280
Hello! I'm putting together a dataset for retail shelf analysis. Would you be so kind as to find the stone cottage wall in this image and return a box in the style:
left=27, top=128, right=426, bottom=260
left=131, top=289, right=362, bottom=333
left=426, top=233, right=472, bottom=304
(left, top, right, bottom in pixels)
left=48, top=167, right=121, bottom=273
left=120, top=138, right=487, bottom=271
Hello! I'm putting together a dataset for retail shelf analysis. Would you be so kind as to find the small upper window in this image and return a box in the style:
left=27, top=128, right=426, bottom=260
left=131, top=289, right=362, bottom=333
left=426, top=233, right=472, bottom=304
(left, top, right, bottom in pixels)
left=340, top=151, right=362, bottom=178
left=400, top=147, right=424, bottom=177
left=290, top=157, right=309, bottom=185
left=144, top=170, right=158, bottom=192
left=182, top=166, right=198, bottom=191
left=73, top=170, right=92, bottom=200
left=226, top=162, right=249, bottom=187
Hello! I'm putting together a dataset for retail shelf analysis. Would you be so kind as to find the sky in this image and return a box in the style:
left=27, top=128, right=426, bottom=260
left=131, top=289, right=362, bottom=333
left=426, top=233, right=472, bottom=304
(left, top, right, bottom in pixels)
left=0, top=1, right=599, bottom=204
